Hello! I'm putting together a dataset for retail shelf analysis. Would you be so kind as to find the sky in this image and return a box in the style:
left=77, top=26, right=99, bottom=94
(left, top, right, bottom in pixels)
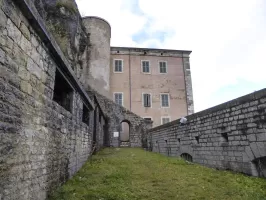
left=76, top=0, right=266, bottom=112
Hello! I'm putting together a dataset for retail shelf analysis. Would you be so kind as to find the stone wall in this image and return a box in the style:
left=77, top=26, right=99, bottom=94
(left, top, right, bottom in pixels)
left=0, top=0, right=101, bottom=199
left=148, top=88, right=266, bottom=178
left=0, top=0, right=150, bottom=199
left=87, top=88, right=153, bottom=148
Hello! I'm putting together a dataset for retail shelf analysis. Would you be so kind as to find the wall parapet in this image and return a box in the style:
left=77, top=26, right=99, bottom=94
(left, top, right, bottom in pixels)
left=150, top=88, right=266, bottom=132
left=148, top=88, right=266, bottom=178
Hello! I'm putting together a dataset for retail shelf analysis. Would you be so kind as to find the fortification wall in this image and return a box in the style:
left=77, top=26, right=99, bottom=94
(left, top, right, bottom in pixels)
left=148, top=88, right=266, bottom=178
left=87, top=87, right=153, bottom=148
left=0, top=1, right=150, bottom=199
left=0, top=0, right=104, bottom=199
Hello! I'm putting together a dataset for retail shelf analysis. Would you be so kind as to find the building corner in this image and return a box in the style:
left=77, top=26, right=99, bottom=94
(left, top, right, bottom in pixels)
left=183, top=54, right=194, bottom=115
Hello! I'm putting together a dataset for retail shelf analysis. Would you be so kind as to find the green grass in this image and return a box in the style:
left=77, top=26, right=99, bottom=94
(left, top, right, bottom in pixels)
left=49, top=148, right=266, bottom=200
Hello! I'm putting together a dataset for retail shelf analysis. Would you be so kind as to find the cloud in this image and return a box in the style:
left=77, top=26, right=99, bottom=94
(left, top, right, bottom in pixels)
left=76, top=0, right=266, bottom=112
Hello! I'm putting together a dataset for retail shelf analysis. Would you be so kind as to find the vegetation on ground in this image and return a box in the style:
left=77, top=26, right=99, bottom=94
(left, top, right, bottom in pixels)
left=50, top=148, right=266, bottom=200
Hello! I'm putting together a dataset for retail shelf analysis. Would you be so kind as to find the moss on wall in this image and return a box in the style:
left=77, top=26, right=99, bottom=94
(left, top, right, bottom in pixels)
left=56, top=0, right=78, bottom=14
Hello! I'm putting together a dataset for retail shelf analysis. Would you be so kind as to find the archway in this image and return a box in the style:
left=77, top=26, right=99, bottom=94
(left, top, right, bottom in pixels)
left=120, top=120, right=130, bottom=147
left=180, top=153, right=193, bottom=162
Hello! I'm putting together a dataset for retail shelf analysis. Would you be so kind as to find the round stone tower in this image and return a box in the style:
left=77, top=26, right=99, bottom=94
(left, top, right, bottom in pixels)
left=82, top=16, right=111, bottom=98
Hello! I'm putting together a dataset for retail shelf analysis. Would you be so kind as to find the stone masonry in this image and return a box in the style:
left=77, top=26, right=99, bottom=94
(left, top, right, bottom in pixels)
left=0, top=0, right=150, bottom=199
left=148, top=88, right=266, bottom=178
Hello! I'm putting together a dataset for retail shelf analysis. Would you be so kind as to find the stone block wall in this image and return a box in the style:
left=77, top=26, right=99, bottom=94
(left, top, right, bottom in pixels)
left=87, top=88, right=153, bottom=148
left=0, top=0, right=98, bottom=199
left=148, top=88, right=266, bottom=178
left=0, top=1, right=150, bottom=199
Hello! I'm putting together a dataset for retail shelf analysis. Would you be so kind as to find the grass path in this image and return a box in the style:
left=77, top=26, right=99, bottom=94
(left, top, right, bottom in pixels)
left=50, top=148, right=266, bottom=200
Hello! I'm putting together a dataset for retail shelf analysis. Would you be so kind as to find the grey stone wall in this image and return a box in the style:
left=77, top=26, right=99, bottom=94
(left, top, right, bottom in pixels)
left=0, top=0, right=101, bottom=199
left=0, top=1, right=150, bottom=199
left=148, top=88, right=266, bottom=178
left=87, top=87, right=153, bottom=148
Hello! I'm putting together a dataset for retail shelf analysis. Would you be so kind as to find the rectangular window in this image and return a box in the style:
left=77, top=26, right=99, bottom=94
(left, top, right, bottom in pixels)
left=159, top=61, right=167, bottom=73
left=161, top=94, right=169, bottom=107
left=144, top=118, right=152, bottom=121
left=143, top=93, right=151, bottom=107
left=114, top=93, right=123, bottom=106
left=53, top=69, right=74, bottom=112
left=161, top=117, right=170, bottom=125
left=142, top=61, right=150, bottom=73
left=114, top=59, right=123, bottom=72
left=82, top=104, right=90, bottom=126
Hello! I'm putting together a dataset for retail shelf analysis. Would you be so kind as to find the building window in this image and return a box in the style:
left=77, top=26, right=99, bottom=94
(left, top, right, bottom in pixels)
left=143, top=93, right=151, bottom=107
left=82, top=104, right=90, bottom=126
left=53, top=69, right=74, bottom=112
left=114, top=59, right=123, bottom=72
left=159, top=61, right=167, bottom=73
left=142, top=61, right=150, bottom=73
left=160, top=93, right=170, bottom=107
left=114, top=93, right=123, bottom=106
left=144, top=117, right=152, bottom=121
left=161, top=117, right=171, bottom=125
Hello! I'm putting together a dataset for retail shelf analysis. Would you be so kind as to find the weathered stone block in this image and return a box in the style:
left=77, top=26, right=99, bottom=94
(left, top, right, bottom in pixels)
left=20, top=80, right=32, bottom=94
left=26, top=57, right=42, bottom=80
left=20, top=22, right=30, bottom=40
left=7, top=18, right=21, bottom=44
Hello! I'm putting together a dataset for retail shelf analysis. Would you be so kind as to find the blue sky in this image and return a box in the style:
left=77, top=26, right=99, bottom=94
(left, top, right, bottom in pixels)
left=76, top=0, right=266, bottom=112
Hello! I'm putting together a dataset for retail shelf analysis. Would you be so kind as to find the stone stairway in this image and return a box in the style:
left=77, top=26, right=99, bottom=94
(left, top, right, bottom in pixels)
left=120, top=141, right=130, bottom=147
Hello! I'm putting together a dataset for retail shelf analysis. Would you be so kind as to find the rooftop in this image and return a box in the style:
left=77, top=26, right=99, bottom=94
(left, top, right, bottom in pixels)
left=111, top=46, right=192, bottom=54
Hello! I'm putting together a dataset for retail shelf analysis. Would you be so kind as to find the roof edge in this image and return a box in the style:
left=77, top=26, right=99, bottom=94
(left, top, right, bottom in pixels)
left=111, top=46, right=192, bottom=54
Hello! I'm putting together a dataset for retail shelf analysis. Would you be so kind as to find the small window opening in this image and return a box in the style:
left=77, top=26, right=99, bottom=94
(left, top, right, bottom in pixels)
left=221, top=133, right=229, bottom=142
left=161, top=53, right=163, bottom=55
left=117, top=50, right=120, bottom=53
left=144, top=118, right=152, bottom=121
left=82, top=104, right=90, bottom=126
left=195, top=136, right=199, bottom=144
left=144, top=51, right=147, bottom=55
left=178, top=138, right=181, bottom=143
left=53, top=69, right=73, bottom=112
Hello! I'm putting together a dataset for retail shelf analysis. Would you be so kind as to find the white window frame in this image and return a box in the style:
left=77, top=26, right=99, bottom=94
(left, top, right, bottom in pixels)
left=142, top=93, right=152, bottom=108
left=113, top=92, right=123, bottom=106
left=158, top=61, right=167, bottom=74
left=141, top=60, right=151, bottom=74
left=113, top=59, right=123, bottom=73
left=160, top=93, right=170, bottom=108
left=161, top=116, right=171, bottom=125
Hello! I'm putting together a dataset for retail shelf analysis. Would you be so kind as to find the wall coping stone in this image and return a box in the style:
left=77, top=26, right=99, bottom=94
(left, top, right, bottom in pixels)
left=149, top=88, right=266, bottom=132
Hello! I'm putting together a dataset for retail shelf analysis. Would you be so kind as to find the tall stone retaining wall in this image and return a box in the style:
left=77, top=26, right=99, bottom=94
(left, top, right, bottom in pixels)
left=0, top=0, right=100, bottom=199
left=148, top=88, right=266, bottom=178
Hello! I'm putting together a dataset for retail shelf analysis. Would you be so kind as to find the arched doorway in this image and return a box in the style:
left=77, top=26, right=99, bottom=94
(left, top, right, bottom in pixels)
left=120, top=120, right=130, bottom=147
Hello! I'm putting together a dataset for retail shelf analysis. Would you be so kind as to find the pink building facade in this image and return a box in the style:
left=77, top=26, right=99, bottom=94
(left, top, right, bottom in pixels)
left=110, top=47, right=194, bottom=127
